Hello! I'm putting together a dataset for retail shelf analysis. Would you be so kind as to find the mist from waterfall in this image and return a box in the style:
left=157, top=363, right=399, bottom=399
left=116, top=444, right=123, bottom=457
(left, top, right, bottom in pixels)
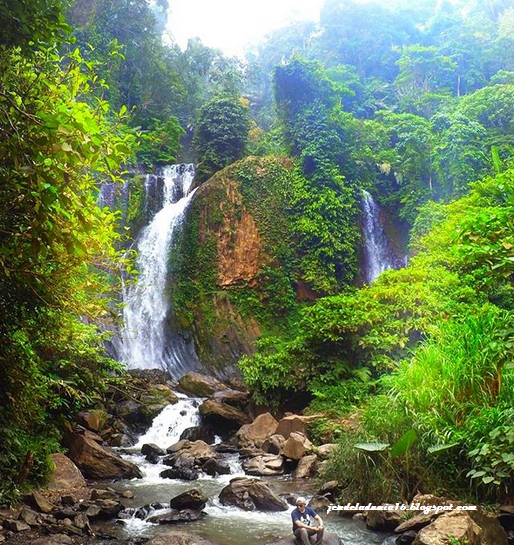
left=361, top=189, right=406, bottom=284
left=120, top=164, right=199, bottom=378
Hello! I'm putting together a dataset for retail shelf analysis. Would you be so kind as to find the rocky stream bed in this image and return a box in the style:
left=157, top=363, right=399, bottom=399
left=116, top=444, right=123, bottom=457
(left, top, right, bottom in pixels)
left=1, top=371, right=512, bottom=545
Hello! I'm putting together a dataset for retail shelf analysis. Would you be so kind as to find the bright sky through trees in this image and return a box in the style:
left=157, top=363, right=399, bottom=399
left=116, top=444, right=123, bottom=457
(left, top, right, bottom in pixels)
left=166, top=0, right=325, bottom=56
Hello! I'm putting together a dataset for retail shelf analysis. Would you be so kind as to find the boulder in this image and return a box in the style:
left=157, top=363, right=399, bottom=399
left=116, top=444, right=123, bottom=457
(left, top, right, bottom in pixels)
left=199, top=400, right=250, bottom=429
left=276, top=415, right=307, bottom=439
left=262, top=434, right=286, bottom=455
left=219, top=477, right=288, bottom=511
left=170, top=489, right=208, bottom=511
left=413, top=510, right=508, bottom=545
left=237, top=413, right=278, bottom=447
left=292, top=454, right=317, bottom=479
left=397, top=531, right=417, bottom=545
left=64, top=432, right=143, bottom=480
left=397, top=495, right=462, bottom=534
left=242, top=454, right=285, bottom=476
left=318, top=481, right=340, bottom=495
left=80, top=499, right=124, bottom=518
left=316, top=444, right=338, bottom=460
left=202, top=458, right=231, bottom=476
left=282, top=432, right=313, bottom=460
left=77, top=410, right=105, bottom=432
left=165, top=440, right=216, bottom=462
left=147, top=508, right=205, bottom=524
left=212, top=389, right=249, bottom=409
left=141, top=443, right=166, bottom=457
left=365, top=505, right=403, bottom=531
left=47, top=454, right=86, bottom=490
left=91, top=488, right=118, bottom=500
left=3, top=520, right=30, bottom=532
left=180, top=425, right=216, bottom=444
left=19, top=506, right=41, bottom=526
left=31, top=490, right=54, bottom=513
left=178, top=372, right=228, bottom=397
left=160, top=458, right=199, bottom=481
left=308, top=494, right=333, bottom=513
left=146, top=531, right=219, bottom=545
left=269, top=533, right=342, bottom=545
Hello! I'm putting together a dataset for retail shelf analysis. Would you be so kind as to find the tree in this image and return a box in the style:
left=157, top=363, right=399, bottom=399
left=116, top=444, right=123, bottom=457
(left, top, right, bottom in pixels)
left=194, top=95, right=250, bottom=182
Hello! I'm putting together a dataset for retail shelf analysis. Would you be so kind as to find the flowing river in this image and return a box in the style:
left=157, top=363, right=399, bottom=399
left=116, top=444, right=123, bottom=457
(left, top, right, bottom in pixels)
left=94, top=396, right=393, bottom=545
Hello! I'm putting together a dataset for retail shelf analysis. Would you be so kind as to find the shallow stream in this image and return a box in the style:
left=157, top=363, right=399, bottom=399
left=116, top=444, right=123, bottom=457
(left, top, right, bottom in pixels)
left=94, top=396, right=393, bottom=545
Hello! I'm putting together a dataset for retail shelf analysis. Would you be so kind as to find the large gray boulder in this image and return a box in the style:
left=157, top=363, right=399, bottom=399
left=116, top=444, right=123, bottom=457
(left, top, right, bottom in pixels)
left=64, top=432, right=142, bottom=480
left=219, top=477, right=288, bottom=511
left=170, top=489, right=208, bottom=511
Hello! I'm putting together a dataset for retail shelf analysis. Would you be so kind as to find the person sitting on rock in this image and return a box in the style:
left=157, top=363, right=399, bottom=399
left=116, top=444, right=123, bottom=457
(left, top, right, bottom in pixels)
left=291, top=496, right=324, bottom=545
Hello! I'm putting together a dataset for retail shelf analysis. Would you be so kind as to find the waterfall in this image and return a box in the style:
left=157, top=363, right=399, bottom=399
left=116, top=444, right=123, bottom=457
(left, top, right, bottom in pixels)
left=120, top=164, right=199, bottom=378
left=361, top=190, right=405, bottom=284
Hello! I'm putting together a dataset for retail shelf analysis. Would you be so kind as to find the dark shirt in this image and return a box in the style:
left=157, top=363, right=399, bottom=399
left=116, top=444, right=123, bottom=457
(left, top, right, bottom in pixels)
left=291, top=506, right=318, bottom=533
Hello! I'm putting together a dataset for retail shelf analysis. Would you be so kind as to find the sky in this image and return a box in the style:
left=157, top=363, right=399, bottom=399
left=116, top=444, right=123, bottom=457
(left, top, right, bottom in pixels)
left=165, top=0, right=325, bottom=57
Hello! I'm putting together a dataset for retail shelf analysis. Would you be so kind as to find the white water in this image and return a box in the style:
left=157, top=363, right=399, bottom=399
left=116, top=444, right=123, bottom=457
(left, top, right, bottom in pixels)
left=121, top=164, right=197, bottom=376
left=361, top=190, right=405, bottom=284
left=134, top=394, right=202, bottom=449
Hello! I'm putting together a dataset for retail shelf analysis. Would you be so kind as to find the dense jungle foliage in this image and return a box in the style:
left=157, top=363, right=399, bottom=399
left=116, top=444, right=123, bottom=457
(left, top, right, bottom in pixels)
left=2, top=0, right=514, bottom=506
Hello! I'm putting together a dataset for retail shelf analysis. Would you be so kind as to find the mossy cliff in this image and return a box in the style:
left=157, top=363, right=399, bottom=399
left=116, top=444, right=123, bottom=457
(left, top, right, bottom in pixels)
left=169, top=156, right=305, bottom=374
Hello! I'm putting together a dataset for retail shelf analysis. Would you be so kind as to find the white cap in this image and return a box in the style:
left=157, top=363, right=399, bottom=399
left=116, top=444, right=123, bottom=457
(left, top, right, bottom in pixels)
left=296, top=497, right=307, bottom=505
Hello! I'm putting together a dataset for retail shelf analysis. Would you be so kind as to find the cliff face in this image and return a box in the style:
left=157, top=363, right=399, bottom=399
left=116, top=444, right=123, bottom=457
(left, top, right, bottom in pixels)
left=169, top=156, right=300, bottom=376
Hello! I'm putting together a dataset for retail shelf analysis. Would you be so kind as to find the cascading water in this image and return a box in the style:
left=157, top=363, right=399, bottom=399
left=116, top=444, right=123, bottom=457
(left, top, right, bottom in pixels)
left=361, top=190, right=406, bottom=284
left=120, top=164, right=200, bottom=378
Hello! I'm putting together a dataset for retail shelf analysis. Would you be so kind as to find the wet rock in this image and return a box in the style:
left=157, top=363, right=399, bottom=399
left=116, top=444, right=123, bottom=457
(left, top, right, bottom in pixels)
left=316, top=443, right=338, bottom=459
left=90, top=489, right=115, bottom=501
left=199, top=400, right=250, bottom=429
left=202, top=458, right=231, bottom=476
left=215, top=442, right=239, bottom=454
left=120, top=503, right=167, bottom=520
left=160, top=466, right=199, bottom=481
left=178, top=372, right=228, bottom=397
left=64, top=431, right=143, bottom=479
left=170, top=489, right=208, bottom=511
left=262, top=434, right=286, bottom=455
left=365, top=505, right=403, bottom=531
left=282, top=432, right=313, bottom=460
left=147, top=508, right=205, bottom=524
left=128, top=368, right=172, bottom=384
left=141, top=443, right=166, bottom=457
left=318, top=480, right=340, bottom=495
left=413, top=510, right=508, bottom=545
left=276, top=415, right=307, bottom=439
left=146, top=530, right=219, bottom=545
left=292, top=454, right=317, bottom=479
left=396, top=531, right=417, bottom=545
left=116, top=400, right=141, bottom=424
left=269, top=533, right=343, bottom=545
left=243, top=454, right=285, bottom=476
left=219, top=477, right=288, bottom=511
left=80, top=499, right=124, bottom=518
left=146, top=452, right=161, bottom=464
left=237, top=412, right=278, bottom=447
left=180, top=425, right=216, bottom=444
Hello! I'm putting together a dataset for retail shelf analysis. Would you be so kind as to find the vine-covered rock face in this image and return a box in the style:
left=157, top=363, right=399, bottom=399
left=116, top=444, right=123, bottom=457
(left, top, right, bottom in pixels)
left=170, top=156, right=302, bottom=376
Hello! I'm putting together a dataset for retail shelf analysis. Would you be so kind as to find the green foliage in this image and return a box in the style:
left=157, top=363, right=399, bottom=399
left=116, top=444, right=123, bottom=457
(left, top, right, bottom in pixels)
left=137, top=116, right=185, bottom=168
left=0, top=43, right=133, bottom=501
left=0, top=0, right=70, bottom=49
left=194, top=95, right=251, bottom=182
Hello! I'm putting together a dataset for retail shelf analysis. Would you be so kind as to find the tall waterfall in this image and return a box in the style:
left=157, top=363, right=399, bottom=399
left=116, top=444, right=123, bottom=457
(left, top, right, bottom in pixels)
left=121, top=164, right=199, bottom=378
left=361, top=190, right=406, bottom=284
